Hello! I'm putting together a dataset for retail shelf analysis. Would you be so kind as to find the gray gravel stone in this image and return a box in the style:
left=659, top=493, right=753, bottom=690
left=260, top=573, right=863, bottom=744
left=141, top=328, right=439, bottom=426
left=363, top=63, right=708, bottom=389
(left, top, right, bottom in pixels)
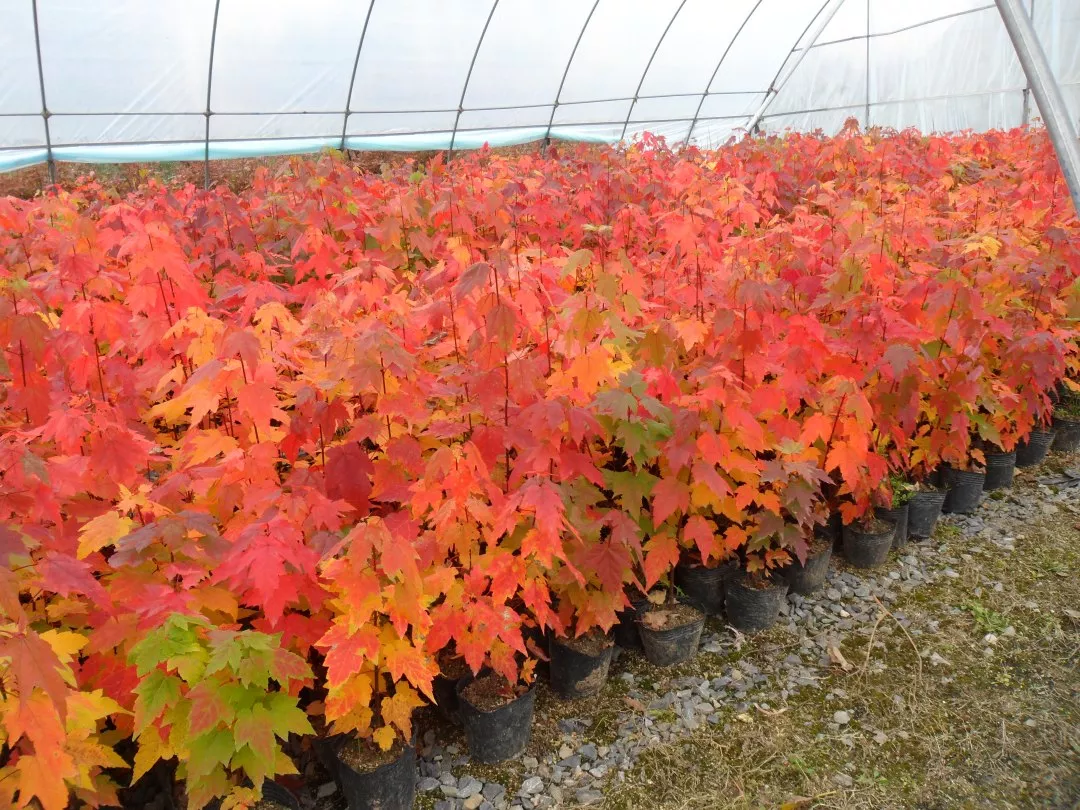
left=458, top=777, right=483, bottom=798
left=483, top=783, right=506, bottom=801
left=519, top=776, right=544, bottom=796
left=576, top=788, right=604, bottom=805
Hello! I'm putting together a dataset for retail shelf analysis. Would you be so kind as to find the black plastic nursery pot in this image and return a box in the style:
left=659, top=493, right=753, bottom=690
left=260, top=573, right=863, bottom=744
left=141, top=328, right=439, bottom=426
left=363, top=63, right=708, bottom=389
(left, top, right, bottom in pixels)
left=907, top=488, right=946, bottom=539
left=613, top=592, right=649, bottom=651
left=432, top=674, right=461, bottom=723
left=674, top=559, right=737, bottom=616
left=942, top=467, right=986, bottom=514
left=819, top=511, right=844, bottom=548
left=784, top=536, right=833, bottom=596
left=334, top=737, right=416, bottom=810
left=874, top=502, right=910, bottom=548
left=725, top=574, right=789, bottom=632
left=1051, top=416, right=1080, bottom=453
left=637, top=601, right=706, bottom=666
left=1015, top=430, right=1056, bottom=467
left=261, top=780, right=301, bottom=810
left=983, top=451, right=1016, bottom=490
left=842, top=518, right=895, bottom=568
left=457, top=676, right=535, bottom=764
left=549, top=631, right=614, bottom=700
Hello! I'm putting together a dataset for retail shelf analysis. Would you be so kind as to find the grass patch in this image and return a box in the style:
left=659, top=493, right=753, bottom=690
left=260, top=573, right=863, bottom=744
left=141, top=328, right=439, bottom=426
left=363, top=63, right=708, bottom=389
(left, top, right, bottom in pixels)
left=599, top=488, right=1080, bottom=809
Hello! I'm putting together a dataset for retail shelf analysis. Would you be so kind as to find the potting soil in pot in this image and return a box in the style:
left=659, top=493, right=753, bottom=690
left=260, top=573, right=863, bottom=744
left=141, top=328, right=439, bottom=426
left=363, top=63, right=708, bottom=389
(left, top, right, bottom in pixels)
left=460, top=675, right=527, bottom=712
left=338, top=737, right=406, bottom=773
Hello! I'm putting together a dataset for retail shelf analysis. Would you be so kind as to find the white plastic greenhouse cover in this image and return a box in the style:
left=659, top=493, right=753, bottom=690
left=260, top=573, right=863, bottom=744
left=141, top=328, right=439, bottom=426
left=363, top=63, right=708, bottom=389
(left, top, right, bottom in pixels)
left=1, top=0, right=1078, bottom=174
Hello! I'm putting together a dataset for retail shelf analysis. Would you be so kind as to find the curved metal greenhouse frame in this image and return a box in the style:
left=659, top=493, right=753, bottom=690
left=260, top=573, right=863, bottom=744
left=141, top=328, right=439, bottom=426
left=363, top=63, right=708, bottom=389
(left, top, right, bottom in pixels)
left=0, top=0, right=1076, bottom=206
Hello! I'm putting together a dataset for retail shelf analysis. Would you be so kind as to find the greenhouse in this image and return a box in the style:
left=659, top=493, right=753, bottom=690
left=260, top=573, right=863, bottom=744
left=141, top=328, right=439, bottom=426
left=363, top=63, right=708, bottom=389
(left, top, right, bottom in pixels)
left=0, top=2, right=1078, bottom=810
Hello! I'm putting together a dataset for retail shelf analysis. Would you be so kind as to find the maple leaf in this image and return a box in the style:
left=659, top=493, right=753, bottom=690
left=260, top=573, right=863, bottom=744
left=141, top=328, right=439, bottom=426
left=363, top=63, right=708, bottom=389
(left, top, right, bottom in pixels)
left=183, top=429, right=239, bottom=468
left=0, top=630, right=71, bottom=717
left=222, top=328, right=262, bottom=372
left=603, top=469, right=657, bottom=520
left=233, top=703, right=276, bottom=763
left=456, top=261, right=491, bottom=297
left=372, top=725, right=397, bottom=751
left=235, top=381, right=279, bottom=429
left=324, top=442, right=374, bottom=513
left=582, top=539, right=633, bottom=594
left=380, top=683, right=425, bottom=737
left=2, top=689, right=67, bottom=763
left=520, top=478, right=566, bottom=565
left=682, top=515, right=719, bottom=563
left=214, top=517, right=318, bottom=626
left=643, top=532, right=680, bottom=590
left=15, top=753, right=71, bottom=810
left=38, top=551, right=112, bottom=608
left=651, top=476, right=690, bottom=526
left=76, top=510, right=135, bottom=559
left=381, top=636, right=436, bottom=700
left=187, top=680, right=232, bottom=737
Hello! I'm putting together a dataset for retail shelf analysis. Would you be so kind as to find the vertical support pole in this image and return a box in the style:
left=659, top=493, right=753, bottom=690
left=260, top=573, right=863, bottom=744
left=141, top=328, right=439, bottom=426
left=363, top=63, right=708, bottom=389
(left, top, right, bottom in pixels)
left=30, top=0, right=56, bottom=185
left=543, top=0, right=600, bottom=147
left=341, top=1, right=377, bottom=153
left=686, top=0, right=765, bottom=145
left=864, top=0, right=871, bottom=128
left=449, top=0, right=500, bottom=155
left=745, top=0, right=847, bottom=134
left=204, top=0, right=222, bottom=190
left=995, top=0, right=1080, bottom=214
left=620, top=0, right=688, bottom=142
left=1020, top=0, right=1033, bottom=125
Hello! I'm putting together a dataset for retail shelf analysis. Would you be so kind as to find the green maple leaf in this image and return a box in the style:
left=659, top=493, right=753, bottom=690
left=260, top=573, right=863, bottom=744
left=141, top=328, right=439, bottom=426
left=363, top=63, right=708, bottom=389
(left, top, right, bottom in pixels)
left=234, top=704, right=276, bottom=763
left=267, top=692, right=315, bottom=738
left=635, top=328, right=672, bottom=366
left=603, top=469, right=658, bottom=519
left=133, top=669, right=181, bottom=734
left=187, top=727, right=235, bottom=779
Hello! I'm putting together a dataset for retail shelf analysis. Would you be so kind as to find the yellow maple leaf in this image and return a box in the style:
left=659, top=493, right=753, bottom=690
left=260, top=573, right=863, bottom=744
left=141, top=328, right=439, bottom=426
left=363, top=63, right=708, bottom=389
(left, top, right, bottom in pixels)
left=183, top=429, right=239, bottom=469
left=132, top=724, right=171, bottom=782
left=381, top=684, right=425, bottom=737
left=41, top=629, right=87, bottom=663
left=372, top=725, right=397, bottom=751
left=673, top=317, right=710, bottom=350
left=77, top=511, right=134, bottom=559
left=568, top=351, right=614, bottom=394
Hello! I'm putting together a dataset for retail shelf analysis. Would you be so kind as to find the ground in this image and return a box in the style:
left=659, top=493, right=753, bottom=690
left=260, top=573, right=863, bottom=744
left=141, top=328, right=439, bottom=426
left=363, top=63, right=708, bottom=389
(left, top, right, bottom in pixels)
left=359, top=455, right=1078, bottom=810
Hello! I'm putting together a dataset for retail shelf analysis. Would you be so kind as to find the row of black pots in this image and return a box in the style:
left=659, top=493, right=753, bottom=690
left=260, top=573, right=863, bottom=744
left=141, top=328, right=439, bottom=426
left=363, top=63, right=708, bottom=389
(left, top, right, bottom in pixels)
left=316, top=671, right=541, bottom=810
left=311, top=422, right=1077, bottom=810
